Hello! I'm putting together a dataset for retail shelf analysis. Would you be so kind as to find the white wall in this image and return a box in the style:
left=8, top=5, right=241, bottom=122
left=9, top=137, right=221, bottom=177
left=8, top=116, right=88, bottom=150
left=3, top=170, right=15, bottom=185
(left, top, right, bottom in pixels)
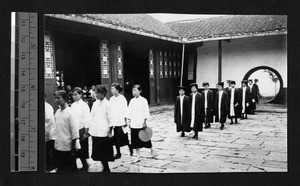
left=196, top=41, right=219, bottom=87
left=196, top=34, right=287, bottom=88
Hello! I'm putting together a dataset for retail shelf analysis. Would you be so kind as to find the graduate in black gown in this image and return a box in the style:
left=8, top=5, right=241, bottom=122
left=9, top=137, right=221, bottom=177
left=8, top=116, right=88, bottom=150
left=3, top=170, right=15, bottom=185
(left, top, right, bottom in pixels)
left=188, top=83, right=205, bottom=140
left=224, top=80, right=232, bottom=93
left=254, top=79, right=260, bottom=103
left=174, top=86, right=189, bottom=137
left=201, top=82, right=214, bottom=129
left=248, top=79, right=259, bottom=114
left=240, top=80, right=251, bottom=119
left=214, top=82, right=229, bottom=130
left=227, top=81, right=242, bottom=124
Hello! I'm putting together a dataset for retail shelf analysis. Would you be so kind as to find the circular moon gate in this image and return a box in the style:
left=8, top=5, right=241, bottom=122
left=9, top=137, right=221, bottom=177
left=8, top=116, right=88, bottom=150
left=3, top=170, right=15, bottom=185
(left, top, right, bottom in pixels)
left=243, top=66, right=284, bottom=104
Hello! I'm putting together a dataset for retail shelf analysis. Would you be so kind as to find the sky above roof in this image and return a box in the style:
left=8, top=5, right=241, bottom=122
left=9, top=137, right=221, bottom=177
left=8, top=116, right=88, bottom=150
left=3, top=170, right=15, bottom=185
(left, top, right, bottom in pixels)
left=148, top=13, right=225, bottom=23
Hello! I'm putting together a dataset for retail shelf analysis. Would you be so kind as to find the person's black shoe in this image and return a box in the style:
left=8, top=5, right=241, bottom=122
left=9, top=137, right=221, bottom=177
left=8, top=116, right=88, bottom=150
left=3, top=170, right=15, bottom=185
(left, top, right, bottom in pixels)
left=114, top=154, right=121, bottom=159
left=204, top=124, right=209, bottom=129
left=192, top=135, right=198, bottom=140
left=79, top=166, right=89, bottom=171
left=208, top=123, right=211, bottom=128
left=220, top=124, right=224, bottom=130
left=103, top=169, right=111, bottom=173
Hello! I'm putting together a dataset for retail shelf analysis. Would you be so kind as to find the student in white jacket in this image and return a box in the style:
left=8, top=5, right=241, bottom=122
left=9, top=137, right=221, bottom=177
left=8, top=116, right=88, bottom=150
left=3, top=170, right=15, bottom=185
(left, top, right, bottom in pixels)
left=87, top=85, right=114, bottom=172
left=53, top=90, right=80, bottom=172
left=127, top=85, right=155, bottom=163
left=71, top=87, right=91, bottom=171
left=110, top=83, right=133, bottom=160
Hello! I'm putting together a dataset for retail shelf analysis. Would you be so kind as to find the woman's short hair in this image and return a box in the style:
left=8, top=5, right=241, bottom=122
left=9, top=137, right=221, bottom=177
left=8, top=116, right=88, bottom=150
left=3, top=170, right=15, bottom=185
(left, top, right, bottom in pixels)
left=72, top=87, right=83, bottom=95
left=95, top=85, right=108, bottom=96
left=132, top=84, right=142, bottom=91
left=111, top=82, right=124, bottom=92
left=54, top=90, right=68, bottom=101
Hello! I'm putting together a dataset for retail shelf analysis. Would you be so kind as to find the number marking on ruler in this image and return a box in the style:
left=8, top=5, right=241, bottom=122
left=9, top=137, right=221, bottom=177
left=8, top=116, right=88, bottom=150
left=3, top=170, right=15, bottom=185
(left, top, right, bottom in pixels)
left=16, top=12, right=38, bottom=172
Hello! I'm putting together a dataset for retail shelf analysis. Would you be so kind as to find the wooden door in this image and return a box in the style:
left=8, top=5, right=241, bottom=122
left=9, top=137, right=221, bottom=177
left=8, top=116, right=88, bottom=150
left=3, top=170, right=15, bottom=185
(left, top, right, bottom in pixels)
left=44, top=31, right=57, bottom=111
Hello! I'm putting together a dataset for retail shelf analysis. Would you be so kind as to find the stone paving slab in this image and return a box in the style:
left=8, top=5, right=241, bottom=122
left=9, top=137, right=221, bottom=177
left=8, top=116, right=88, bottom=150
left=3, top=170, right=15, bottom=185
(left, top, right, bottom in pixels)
left=70, top=103, right=287, bottom=173
left=224, top=157, right=265, bottom=168
left=214, top=142, right=248, bottom=149
left=261, top=160, right=287, bottom=170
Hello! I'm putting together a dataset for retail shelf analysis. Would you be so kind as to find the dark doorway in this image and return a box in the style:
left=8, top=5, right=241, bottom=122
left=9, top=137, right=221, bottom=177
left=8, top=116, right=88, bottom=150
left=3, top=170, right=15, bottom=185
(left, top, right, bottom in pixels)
left=54, top=31, right=100, bottom=90
left=123, top=42, right=150, bottom=103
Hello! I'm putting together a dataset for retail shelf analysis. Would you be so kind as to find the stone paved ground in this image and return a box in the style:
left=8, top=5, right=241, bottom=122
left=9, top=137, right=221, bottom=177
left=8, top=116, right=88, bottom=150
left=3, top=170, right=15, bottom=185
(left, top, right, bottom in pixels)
left=79, top=103, right=287, bottom=173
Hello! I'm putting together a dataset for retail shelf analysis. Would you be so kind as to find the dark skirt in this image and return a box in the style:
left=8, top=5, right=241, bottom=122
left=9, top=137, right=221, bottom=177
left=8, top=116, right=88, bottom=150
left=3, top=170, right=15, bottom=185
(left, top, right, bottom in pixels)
left=131, top=128, right=152, bottom=149
left=113, top=126, right=130, bottom=147
left=76, top=128, right=89, bottom=159
left=46, top=140, right=56, bottom=171
left=55, top=150, right=77, bottom=172
left=91, top=136, right=114, bottom=162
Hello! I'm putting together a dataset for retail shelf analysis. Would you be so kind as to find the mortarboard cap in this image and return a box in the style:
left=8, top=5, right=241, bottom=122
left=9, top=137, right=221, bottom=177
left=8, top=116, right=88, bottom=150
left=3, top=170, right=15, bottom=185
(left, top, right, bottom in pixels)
left=178, top=86, right=186, bottom=91
left=241, top=80, right=248, bottom=84
left=202, top=82, right=209, bottom=87
left=190, top=83, right=198, bottom=89
left=217, top=82, right=224, bottom=87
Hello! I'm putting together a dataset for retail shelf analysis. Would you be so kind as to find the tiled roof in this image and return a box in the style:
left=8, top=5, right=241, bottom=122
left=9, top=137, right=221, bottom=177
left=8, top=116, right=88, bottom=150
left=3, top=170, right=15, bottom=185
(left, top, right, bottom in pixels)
left=166, top=15, right=287, bottom=41
left=46, top=14, right=287, bottom=43
left=48, top=14, right=181, bottom=40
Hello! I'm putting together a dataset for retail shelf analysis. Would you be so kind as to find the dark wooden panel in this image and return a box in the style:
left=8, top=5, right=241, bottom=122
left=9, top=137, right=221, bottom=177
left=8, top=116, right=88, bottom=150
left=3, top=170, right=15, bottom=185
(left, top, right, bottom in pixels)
left=100, top=39, right=112, bottom=97
left=109, top=42, right=118, bottom=83
left=116, top=42, right=124, bottom=90
left=168, top=51, right=174, bottom=101
left=155, top=49, right=161, bottom=104
left=149, top=47, right=156, bottom=105
left=163, top=50, right=168, bottom=102
left=159, top=50, right=165, bottom=102
left=44, top=31, right=57, bottom=110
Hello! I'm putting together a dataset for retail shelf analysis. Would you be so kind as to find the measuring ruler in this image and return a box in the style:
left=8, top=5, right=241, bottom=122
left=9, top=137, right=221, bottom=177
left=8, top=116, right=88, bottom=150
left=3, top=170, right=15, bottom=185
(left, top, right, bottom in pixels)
left=11, top=12, right=38, bottom=172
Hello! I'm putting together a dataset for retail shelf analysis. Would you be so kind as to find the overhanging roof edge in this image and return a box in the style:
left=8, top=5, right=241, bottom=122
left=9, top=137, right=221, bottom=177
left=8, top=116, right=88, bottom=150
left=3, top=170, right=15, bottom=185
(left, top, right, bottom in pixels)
left=184, top=31, right=287, bottom=44
left=45, top=14, right=287, bottom=45
left=45, top=14, right=183, bottom=43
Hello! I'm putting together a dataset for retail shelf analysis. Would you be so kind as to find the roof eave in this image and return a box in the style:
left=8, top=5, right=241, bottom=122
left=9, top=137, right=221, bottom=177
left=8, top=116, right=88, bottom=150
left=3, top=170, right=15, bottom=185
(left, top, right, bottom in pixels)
left=185, top=30, right=287, bottom=44
left=45, top=14, right=183, bottom=43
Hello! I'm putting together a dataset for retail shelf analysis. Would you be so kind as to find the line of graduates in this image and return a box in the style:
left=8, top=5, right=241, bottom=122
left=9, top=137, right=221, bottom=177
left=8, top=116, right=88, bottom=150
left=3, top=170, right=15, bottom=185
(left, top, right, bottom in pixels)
left=174, top=79, right=260, bottom=139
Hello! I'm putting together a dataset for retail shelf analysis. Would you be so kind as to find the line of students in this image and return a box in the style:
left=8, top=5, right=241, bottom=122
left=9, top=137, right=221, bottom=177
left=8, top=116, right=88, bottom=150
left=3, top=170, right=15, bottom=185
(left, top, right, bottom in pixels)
left=174, top=79, right=260, bottom=139
left=45, top=83, right=154, bottom=173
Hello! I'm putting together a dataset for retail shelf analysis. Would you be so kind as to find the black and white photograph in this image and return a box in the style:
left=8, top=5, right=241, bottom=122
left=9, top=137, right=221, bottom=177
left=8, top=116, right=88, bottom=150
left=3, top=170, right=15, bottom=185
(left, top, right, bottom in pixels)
left=41, top=13, right=287, bottom=173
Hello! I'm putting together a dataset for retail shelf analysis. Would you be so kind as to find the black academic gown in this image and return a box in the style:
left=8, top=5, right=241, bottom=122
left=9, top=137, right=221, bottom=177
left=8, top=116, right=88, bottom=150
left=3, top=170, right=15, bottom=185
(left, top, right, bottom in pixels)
left=253, top=83, right=260, bottom=103
left=240, top=86, right=251, bottom=114
left=188, top=92, right=205, bottom=132
left=214, top=90, right=229, bottom=124
left=249, top=85, right=258, bottom=110
left=174, top=95, right=189, bottom=132
left=201, top=89, right=214, bottom=123
left=227, top=88, right=241, bottom=118
left=224, top=87, right=231, bottom=94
